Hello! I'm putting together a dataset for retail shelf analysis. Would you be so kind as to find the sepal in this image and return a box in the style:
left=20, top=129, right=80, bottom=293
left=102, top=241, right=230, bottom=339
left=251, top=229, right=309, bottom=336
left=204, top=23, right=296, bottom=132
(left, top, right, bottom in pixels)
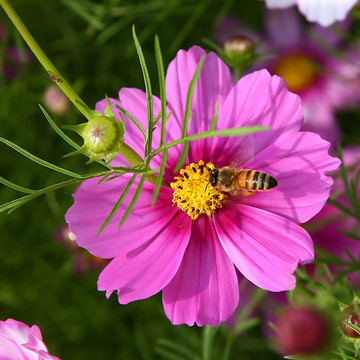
left=61, top=97, right=125, bottom=164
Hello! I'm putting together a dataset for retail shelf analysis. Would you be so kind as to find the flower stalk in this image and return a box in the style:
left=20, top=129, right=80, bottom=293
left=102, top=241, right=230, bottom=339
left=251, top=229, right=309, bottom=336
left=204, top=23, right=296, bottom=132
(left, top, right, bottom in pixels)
left=0, top=0, right=89, bottom=118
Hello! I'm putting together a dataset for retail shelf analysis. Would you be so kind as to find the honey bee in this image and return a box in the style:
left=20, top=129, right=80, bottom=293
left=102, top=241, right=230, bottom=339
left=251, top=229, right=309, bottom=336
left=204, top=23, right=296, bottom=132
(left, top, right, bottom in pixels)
left=209, top=166, right=278, bottom=196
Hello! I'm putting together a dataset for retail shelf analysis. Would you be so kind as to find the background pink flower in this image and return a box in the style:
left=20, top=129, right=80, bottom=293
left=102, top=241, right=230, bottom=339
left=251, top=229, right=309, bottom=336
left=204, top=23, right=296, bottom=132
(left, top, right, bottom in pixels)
left=0, top=319, right=60, bottom=360
left=66, top=46, right=339, bottom=326
left=306, top=146, right=360, bottom=280
left=263, top=0, right=358, bottom=26
left=216, top=9, right=360, bottom=148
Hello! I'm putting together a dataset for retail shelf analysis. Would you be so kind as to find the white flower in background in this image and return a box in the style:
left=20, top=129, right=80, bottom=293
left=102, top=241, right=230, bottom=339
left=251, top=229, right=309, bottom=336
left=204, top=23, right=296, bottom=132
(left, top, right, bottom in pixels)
left=263, top=0, right=358, bottom=26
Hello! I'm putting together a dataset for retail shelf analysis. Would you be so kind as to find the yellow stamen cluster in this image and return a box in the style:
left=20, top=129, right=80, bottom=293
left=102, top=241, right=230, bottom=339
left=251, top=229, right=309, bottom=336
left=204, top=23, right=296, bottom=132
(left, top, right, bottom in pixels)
left=275, top=53, right=318, bottom=93
left=170, top=160, right=227, bottom=220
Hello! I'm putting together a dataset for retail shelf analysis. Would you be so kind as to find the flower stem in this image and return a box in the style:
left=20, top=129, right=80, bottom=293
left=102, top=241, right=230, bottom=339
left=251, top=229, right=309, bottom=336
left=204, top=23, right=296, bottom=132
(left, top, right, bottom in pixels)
left=0, top=0, right=89, bottom=118
left=118, top=143, right=158, bottom=185
left=0, top=0, right=160, bottom=186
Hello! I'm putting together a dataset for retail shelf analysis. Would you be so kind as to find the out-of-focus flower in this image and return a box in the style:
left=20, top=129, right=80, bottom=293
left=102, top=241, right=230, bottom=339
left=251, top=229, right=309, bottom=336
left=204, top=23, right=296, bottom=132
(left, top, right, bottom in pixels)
left=0, top=318, right=60, bottom=360
left=53, top=222, right=108, bottom=276
left=216, top=9, right=360, bottom=147
left=0, top=21, right=32, bottom=80
left=274, top=306, right=331, bottom=355
left=43, top=85, right=71, bottom=115
left=2, top=46, right=32, bottom=80
left=263, top=0, right=358, bottom=27
left=66, top=46, right=339, bottom=326
left=306, top=146, right=360, bottom=276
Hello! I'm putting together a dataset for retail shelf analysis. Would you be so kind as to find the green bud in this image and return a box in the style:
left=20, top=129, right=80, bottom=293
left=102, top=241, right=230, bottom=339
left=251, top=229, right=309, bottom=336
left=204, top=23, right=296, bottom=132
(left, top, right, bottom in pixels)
left=82, top=116, right=121, bottom=153
left=224, top=35, right=256, bottom=60
left=62, top=97, right=125, bottom=164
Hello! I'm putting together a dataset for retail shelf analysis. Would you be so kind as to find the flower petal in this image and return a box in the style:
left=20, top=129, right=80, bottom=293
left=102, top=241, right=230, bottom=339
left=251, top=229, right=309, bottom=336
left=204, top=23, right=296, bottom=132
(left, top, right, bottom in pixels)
left=0, top=319, right=60, bottom=360
left=165, top=45, right=233, bottom=162
left=214, top=204, right=314, bottom=292
left=297, top=0, right=357, bottom=27
left=215, top=70, right=303, bottom=166
left=163, top=216, right=239, bottom=327
left=264, top=0, right=296, bottom=8
left=97, top=210, right=191, bottom=304
left=95, top=88, right=182, bottom=168
left=65, top=176, right=183, bottom=258
left=166, top=45, right=232, bottom=130
left=239, top=131, right=340, bottom=223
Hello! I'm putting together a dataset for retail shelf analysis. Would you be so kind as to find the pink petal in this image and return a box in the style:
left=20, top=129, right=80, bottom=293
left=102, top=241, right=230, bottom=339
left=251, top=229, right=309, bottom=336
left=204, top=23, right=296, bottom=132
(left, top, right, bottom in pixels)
left=66, top=176, right=182, bottom=258
left=297, top=0, right=357, bottom=27
left=98, top=211, right=191, bottom=304
left=163, top=216, right=239, bottom=327
left=95, top=88, right=182, bottom=169
left=215, top=70, right=303, bottom=166
left=239, top=131, right=340, bottom=223
left=0, top=319, right=60, bottom=360
left=214, top=204, right=314, bottom=292
left=165, top=46, right=233, bottom=162
left=166, top=46, right=232, bottom=130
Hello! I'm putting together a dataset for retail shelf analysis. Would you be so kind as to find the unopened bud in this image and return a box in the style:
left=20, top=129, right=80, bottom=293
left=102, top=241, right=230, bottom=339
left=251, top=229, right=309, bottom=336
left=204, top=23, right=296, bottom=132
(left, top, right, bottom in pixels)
left=341, top=304, right=360, bottom=339
left=224, top=35, right=256, bottom=60
left=275, top=306, right=329, bottom=355
left=61, top=97, right=124, bottom=163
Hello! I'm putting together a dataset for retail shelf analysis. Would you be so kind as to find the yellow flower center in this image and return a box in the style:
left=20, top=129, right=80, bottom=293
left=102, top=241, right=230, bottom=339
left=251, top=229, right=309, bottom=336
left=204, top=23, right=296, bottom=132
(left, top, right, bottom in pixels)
left=170, top=160, right=227, bottom=220
left=274, top=53, right=319, bottom=93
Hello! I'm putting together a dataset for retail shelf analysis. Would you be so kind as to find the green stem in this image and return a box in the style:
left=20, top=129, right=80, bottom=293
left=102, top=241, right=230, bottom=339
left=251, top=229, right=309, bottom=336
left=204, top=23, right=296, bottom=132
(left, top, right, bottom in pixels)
left=0, top=0, right=89, bottom=118
left=234, top=66, right=242, bottom=82
left=118, top=142, right=158, bottom=185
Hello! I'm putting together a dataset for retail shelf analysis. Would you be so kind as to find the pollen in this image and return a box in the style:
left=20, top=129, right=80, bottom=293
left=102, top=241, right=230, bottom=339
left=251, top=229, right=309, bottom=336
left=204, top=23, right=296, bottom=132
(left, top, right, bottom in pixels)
left=170, top=160, right=227, bottom=220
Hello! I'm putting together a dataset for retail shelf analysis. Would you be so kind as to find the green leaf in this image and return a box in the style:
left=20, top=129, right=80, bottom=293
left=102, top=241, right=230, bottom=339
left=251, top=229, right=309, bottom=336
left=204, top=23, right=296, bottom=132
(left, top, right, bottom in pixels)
left=339, top=230, right=360, bottom=242
left=154, top=35, right=167, bottom=147
left=152, top=125, right=269, bottom=158
left=209, top=102, right=219, bottom=132
left=132, top=25, right=154, bottom=158
left=0, top=176, right=35, bottom=194
left=327, top=198, right=357, bottom=219
left=97, top=173, right=137, bottom=235
left=175, top=56, right=205, bottom=172
left=152, top=148, right=168, bottom=206
left=114, top=104, right=146, bottom=141
left=156, top=339, right=201, bottom=360
left=118, top=171, right=146, bottom=227
left=0, top=137, right=82, bottom=178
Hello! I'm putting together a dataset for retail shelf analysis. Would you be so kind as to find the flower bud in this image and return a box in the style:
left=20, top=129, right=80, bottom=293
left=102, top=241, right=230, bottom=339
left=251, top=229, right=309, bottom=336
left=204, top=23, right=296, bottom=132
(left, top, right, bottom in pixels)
left=275, top=306, right=329, bottom=355
left=61, top=97, right=124, bottom=163
left=224, top=35, right=256, bottom=60
left=341, top=304, right=360, bottom=339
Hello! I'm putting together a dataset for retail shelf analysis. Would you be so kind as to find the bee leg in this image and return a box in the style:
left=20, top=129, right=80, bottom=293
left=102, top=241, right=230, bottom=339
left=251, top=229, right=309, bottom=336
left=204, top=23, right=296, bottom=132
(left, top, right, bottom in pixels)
left=242, top=190, right=256, bottom=196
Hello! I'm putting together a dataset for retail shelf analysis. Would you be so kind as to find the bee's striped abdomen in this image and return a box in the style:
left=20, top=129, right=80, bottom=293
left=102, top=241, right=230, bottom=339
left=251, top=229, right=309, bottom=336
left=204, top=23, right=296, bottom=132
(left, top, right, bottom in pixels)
left=237, top=170, right=278, bottom=191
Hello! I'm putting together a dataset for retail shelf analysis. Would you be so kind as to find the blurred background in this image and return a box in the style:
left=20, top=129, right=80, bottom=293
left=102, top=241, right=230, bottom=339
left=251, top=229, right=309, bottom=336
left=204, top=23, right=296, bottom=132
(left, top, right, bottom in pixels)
left=0, top=0, right=359, bottom=359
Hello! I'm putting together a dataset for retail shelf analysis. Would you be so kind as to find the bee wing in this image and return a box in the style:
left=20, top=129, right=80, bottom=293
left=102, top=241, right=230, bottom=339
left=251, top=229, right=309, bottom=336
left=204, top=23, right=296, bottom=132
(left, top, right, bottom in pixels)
left=229, top=134, right=255, bottom=170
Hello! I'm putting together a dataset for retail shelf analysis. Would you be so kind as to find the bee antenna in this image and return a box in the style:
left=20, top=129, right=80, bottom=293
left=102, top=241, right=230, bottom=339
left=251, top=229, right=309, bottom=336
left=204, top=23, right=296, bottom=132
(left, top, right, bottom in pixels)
left=205, top=180, right=210, bottom=192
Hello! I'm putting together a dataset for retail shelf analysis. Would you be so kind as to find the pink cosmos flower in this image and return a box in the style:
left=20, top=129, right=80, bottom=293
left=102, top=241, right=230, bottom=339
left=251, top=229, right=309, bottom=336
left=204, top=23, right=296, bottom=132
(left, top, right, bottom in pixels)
left=263, top=0, right=358, bottom=26
left=0, top=318, right=60, bottom=360
left=65, top=46, right=340, bottom=326
left=216, top=9, right=360, bottom=147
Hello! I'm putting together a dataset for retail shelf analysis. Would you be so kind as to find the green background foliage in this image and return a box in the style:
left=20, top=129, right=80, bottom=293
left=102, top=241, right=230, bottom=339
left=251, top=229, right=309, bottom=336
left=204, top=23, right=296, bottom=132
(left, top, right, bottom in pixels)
left=0, top=0, right=359, bottom=359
